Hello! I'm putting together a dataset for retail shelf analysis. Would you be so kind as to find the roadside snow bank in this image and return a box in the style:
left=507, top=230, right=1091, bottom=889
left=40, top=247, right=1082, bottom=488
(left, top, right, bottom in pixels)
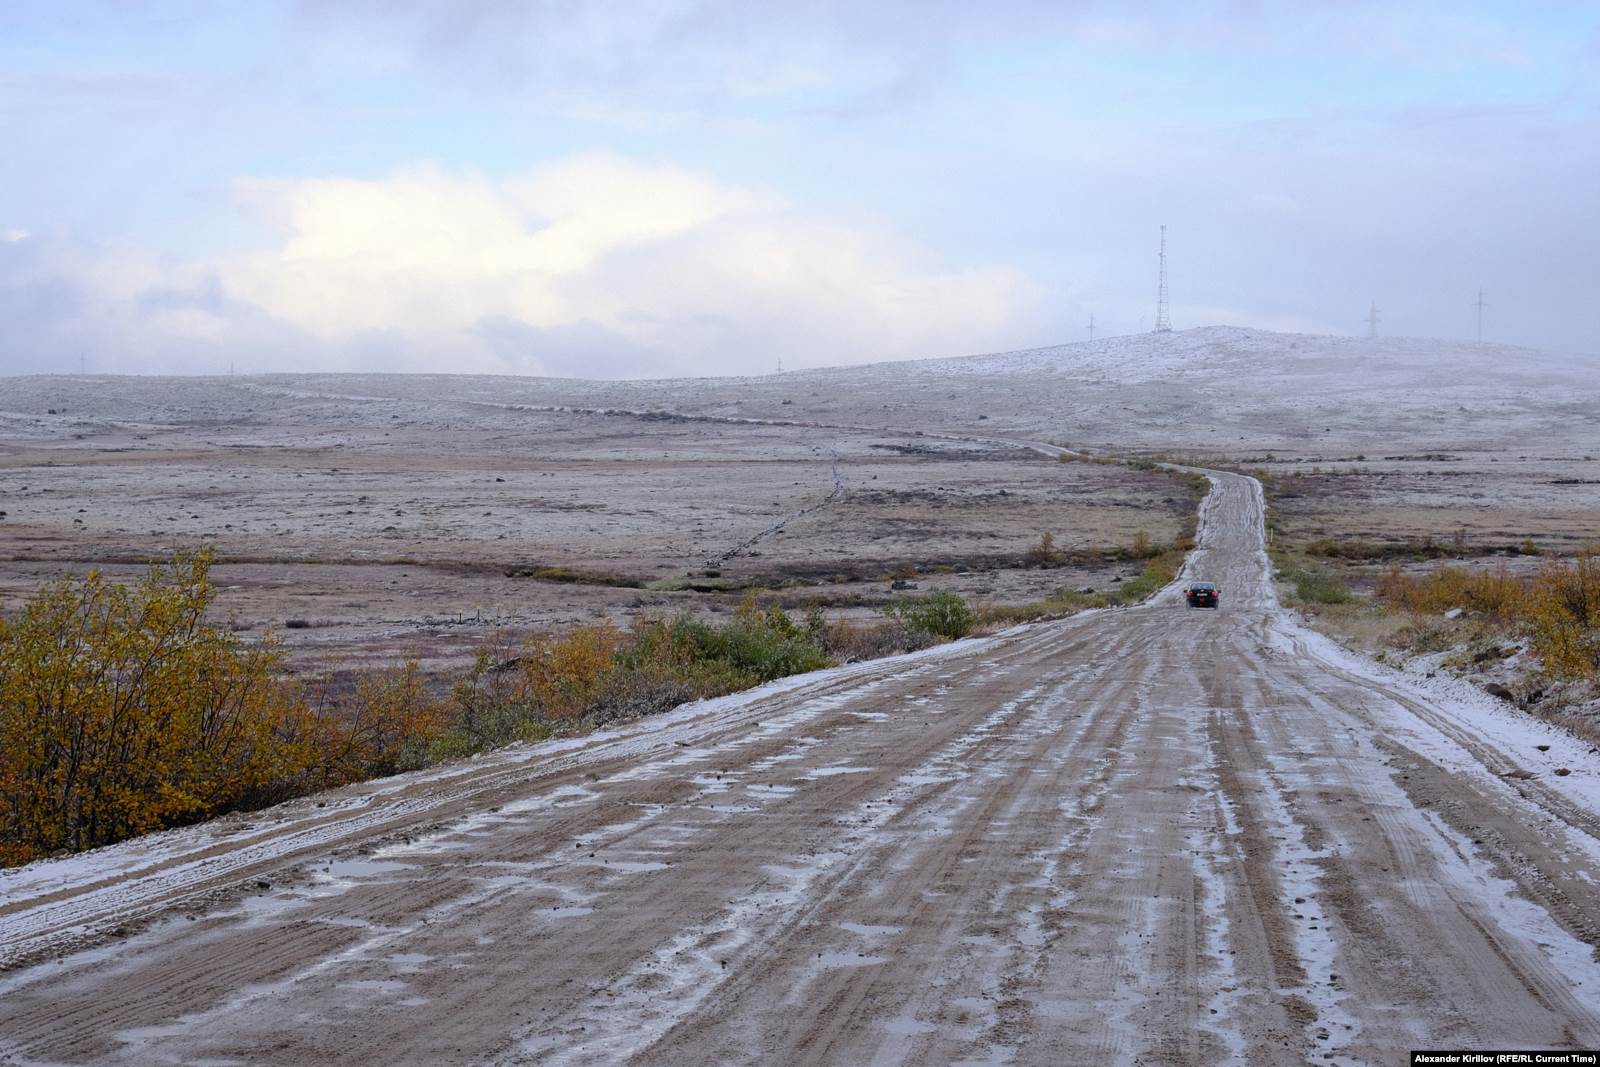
left=1269, top=609, right=1600, bottom=828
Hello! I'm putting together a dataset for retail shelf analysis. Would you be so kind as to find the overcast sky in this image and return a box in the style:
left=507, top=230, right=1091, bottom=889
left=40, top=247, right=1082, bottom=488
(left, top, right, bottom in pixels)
left=2, top=1, right=1596, bottom=378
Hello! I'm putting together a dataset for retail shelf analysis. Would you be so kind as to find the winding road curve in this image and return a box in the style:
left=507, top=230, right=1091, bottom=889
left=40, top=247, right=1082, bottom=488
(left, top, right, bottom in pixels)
left=5, top=471, right=1600, bottom=1064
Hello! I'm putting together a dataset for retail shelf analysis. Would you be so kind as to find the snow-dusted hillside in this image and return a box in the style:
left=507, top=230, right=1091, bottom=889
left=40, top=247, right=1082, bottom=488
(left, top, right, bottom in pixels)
left=2, top=326, right=1595, bottom=452
left=764, top=325, right=1600, bottom=451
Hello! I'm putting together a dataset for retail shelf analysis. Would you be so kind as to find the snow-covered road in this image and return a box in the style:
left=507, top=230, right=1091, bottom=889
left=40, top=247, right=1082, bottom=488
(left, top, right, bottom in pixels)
left=5, top=471, right=1600, bottom=1065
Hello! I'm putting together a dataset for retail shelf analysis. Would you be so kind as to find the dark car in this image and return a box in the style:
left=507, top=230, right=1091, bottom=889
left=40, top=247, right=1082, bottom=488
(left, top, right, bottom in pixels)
left=1184, top=581, right=1219, bottom=608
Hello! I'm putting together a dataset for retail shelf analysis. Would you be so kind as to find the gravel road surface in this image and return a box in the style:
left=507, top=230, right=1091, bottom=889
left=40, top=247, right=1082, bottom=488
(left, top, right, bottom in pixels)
left=5, top=471, right=1600, bottom=1065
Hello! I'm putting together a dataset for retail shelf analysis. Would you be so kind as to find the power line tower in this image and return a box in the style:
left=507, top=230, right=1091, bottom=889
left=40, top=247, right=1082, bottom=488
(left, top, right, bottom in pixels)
left=1153, top=225, right=1172, bottom=333
left=1367, top=299, right=1380, bottom=339
left=1087, top=312, right=1096, bottom=341
left=1474, top=288, right=1486, bottom=343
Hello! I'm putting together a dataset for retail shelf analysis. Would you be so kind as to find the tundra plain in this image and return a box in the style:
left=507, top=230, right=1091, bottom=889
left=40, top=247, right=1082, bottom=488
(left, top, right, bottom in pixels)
left=4, top=325, right=1600, bottom=1064
left=0, top=395, right=1193, bottom=679
left=4, top=327, right=1596, bottom=678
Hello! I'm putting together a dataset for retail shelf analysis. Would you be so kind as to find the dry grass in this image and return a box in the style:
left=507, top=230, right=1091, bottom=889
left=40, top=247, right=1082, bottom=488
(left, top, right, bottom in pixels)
left=1304, top=601, right=1417, bottom=653
left=1375, top=552, right=1600, bottom=679
left=979, top=588, right=1110, bottom=626
left=1272, top=550, right=1355, bottom=606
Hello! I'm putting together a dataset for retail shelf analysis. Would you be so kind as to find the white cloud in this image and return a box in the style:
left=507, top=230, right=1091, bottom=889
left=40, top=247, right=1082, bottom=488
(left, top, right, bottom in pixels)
left=2, top=229, right=29, bottom=243
left=213, top=155, right=1037, bottom=375
left=0, top=155, right=1041, bottom=377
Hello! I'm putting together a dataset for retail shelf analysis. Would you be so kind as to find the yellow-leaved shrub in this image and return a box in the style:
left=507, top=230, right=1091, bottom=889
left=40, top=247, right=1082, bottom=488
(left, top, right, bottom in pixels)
left=520, top=623, right=622, bottom=720
left=1528, top=552, right=1600, bottom=679
left=319, top=661, right=445, bottom=780
left=1376, top=549, right=1600, bottom=679
left=0, top=552, right=312, bottom=865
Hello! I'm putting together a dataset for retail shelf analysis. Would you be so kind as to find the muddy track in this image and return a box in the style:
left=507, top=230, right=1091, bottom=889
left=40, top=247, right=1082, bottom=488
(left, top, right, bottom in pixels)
left=6, top=468, right=1600, bottom=1064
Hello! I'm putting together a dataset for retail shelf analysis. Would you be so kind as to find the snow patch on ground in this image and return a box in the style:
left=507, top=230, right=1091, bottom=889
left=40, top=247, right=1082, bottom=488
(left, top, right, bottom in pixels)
left=1269, top=611, right=1600, bottom=828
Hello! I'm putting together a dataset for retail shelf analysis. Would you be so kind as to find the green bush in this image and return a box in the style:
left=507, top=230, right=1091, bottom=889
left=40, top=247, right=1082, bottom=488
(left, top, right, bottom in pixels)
left=1117, top=554, right=1179, bottom=603
left=1295, top=571, right=1355, bottom=604
left=1274, top=552, right=1354, bottom=605
left=886, top=591, right=976, bottom=640
left=653, top=605, right=832, bottom=686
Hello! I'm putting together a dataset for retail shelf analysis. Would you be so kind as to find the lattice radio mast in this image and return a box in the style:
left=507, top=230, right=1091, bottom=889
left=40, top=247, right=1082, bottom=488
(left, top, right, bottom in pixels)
left=1153, top=225, right=1172, bottom=333
left=1474, top=288, right=1486, bottom=343
left=1367, top=299, right=1380, bottom=339
left=1087, top=312, right=1096, bottom=341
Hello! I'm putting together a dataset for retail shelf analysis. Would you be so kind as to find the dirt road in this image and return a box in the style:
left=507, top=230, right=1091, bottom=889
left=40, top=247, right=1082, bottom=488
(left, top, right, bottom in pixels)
left=6, top=470, right=1600, bottom=1065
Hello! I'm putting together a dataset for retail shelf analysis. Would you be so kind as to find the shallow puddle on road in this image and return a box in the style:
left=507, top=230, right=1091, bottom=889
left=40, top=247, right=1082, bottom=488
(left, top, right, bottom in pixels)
left=808, top=765, right=872, bottom=778
left=815, top=951, right=888, bottom=967
left=318, top=856, right=414, bottom=882
left=897, top=771, right=956, bottom=786
left=882, top=1016, right=936, bottom=1037
left=335, top=977, right=410, bottom=995
left=386, top=952, right=433, bottom=968
left=498, top=784, right=600, bottom=814
left=597, top=860, right=670, bottom=874
left=234, top=892, right=312, bottom=926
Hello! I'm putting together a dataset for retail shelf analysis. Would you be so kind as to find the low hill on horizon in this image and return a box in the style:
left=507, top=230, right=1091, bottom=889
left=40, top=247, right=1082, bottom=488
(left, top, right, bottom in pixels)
left=4, top=326, right=1597, bottom=454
